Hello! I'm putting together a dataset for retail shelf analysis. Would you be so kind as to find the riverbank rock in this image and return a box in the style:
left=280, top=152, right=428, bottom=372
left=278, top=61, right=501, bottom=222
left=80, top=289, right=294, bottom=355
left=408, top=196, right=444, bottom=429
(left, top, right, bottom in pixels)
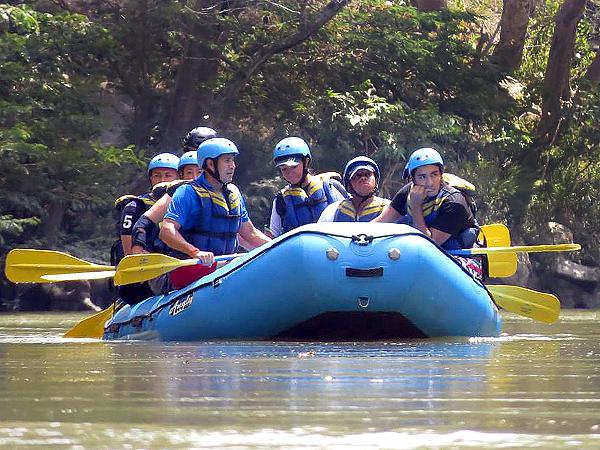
left=8, top=281, right=101, bottom=312
left=532, top=222, right=600, bottom=308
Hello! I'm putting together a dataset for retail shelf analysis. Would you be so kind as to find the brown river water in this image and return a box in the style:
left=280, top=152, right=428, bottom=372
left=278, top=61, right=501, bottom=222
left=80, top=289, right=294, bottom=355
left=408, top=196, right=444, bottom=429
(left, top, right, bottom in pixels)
left=0, top=310, right=599, bottom=449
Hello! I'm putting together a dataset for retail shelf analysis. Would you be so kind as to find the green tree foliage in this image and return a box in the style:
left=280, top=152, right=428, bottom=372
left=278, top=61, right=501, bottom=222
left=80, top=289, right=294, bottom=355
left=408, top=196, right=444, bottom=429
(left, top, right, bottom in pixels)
left=0, top=5, right=142, bottom=258
left=1, top=0, right=599, bottom=271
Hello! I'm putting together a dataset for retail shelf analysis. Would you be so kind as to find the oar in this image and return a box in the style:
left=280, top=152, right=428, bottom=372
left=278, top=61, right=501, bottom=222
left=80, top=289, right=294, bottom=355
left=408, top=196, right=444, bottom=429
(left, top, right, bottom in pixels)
left=5, top=249, right=114, bottom=283
left=478, top=223, right=517, bottom=277
left=63, top=302, right=117, bottom=338
left=487, top=285, right=560, bottom=324
left=42, top=270, right=116, bottom=282
left=114, top=253, right=244, bottom=286
left=449, top=243, right=581, bottom=256
left=479, top=223, right=511, bottom=247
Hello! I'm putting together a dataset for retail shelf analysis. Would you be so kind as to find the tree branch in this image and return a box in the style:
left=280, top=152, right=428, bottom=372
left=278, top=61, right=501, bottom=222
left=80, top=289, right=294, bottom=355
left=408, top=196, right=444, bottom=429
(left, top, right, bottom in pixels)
left=221, top=0, right=350, bottom=102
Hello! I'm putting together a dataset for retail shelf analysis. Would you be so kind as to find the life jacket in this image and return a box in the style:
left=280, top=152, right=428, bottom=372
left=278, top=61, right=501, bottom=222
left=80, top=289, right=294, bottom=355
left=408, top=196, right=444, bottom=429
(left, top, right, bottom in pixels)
left=442, top=172, right=478, bottom=218
left=111, top=192, right=156, bottom=265
left=276, top=175, right=345, bottom=233
left=165, top=179, right=190, bottom=197
left=333, top=197, right=388, bottom=222
left=176, top=175, right=241, bottom=257
left=405, top=184, right=478, bottom=250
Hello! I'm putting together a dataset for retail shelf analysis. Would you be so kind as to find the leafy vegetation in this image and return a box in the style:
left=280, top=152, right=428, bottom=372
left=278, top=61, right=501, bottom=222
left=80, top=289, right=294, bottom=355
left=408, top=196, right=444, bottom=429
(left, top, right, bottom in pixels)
left=1, top=0, right=599, bottom=275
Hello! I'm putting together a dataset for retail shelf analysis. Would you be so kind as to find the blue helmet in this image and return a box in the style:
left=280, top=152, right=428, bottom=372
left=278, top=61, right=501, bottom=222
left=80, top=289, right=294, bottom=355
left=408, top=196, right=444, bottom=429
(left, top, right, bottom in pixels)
left=148, top=153, right=179, bottom=175
left=198, top=138, right=239, bottom=168
left=343, top=156, right=380, bottom=191
left=273, top=137, right=311, bottom=165
left=178, top=151, right=198, bottom=170
left=405, top=147, right=444, bottom=178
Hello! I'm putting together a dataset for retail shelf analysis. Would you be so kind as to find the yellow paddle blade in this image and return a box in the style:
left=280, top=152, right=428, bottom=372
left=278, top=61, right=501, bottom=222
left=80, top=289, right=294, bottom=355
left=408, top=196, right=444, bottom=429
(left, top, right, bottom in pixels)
left=478, top=224, right=517, bottom=277
left=479, top=223, right=511, bottom=247
left=5, top=249, right=114, bottom=283
left=114, top=253, right=197, bottom=286
left=63, top=303, right=116, bottom=338
left=114, top=252, right=243, bottom=286
left=487, top=285, right=560, bottom=324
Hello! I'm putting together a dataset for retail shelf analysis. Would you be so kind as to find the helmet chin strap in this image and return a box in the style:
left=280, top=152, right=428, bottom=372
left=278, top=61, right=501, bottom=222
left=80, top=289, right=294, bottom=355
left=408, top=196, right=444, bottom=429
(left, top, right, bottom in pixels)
left=292, top=157, right=310, bottom=187
left=350, top=176, right=378, bottom=203
left=205, top=159, right=226, bottom=186
left=350, top=186, right=376, bottom=203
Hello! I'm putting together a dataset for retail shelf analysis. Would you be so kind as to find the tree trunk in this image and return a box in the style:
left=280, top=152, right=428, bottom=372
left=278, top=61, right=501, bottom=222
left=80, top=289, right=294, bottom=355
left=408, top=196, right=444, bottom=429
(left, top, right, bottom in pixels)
left=585, top=49, right=600, bottom=83
left=160, top=0, right=349, bottom=149
left=161, top=0, right=226, bottom=150
left=508, top=0, right=587, bottom=227
left=40, top=198, right=65, bottom=245
left=535, top=0, right=587, bottom=148
left=492, top=0, right=532, bottom=72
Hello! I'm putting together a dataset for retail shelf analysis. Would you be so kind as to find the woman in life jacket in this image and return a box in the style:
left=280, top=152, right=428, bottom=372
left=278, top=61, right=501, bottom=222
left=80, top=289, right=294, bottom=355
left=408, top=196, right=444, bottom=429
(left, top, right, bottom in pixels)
left=318, top=156, right=389, bottom=222
left=267, top=136, right=347, bottom=237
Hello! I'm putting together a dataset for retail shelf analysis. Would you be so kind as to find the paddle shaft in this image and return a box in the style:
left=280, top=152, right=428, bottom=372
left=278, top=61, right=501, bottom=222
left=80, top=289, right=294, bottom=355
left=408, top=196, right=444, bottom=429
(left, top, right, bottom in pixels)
left=449, top=243, right=580, bottom=257
left=116, top=253, right=242, bottom=275
left=114, top=253, right=244, bottom=285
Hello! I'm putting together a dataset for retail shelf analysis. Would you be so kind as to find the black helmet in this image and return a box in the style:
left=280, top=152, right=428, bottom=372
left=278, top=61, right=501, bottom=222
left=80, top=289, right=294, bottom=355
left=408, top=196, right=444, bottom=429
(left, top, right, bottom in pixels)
left=182, top=127, right=217, bottom=151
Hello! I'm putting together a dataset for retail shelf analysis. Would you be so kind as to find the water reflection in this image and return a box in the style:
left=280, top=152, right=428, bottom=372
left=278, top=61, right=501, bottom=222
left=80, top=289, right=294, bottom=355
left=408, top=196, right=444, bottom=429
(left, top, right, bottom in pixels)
left=0, top=312, right=599, bottom=448
left=103, top=340, right=496, bottom=431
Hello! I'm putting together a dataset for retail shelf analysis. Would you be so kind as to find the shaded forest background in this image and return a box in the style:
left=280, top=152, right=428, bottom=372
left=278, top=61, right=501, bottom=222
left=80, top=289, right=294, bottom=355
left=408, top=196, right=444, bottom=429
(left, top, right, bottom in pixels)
left=1, top=0, right=599, bottom=305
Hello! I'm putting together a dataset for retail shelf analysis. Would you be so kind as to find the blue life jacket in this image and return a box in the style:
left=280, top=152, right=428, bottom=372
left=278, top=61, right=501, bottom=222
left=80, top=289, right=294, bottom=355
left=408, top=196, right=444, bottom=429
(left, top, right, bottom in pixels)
left=277, top=176, right=337, bottom=233
left=333, top=197, right=388, bottom=222
left=405, top=184, right=478, bottom=250
left=178, top=176, right=241, bottom=256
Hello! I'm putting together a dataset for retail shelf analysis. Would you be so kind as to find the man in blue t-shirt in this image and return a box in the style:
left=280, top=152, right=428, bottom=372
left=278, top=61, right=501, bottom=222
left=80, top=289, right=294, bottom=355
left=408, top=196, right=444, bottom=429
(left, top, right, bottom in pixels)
left=160, top=138, right=270, bottom=289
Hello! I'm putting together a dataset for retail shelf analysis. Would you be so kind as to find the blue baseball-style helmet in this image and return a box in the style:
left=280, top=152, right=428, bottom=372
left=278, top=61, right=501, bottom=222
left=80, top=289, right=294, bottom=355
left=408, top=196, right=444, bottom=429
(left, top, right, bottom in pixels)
left=343, top=156, right=380, bottom=190
left=178, top=151, right=198, bottom=169
left=272, top=137, right=311, bottom=164
left=404, top=147, right=444, bottom=178
left=198, top=138, right=239, bottom=168
left=147, top=153, right=180, bottom=175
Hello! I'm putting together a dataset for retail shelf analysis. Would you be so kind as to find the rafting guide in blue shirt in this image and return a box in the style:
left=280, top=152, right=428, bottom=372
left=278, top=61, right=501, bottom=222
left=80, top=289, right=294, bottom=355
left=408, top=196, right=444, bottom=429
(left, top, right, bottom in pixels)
left=159, top=137, right=271, bottom=289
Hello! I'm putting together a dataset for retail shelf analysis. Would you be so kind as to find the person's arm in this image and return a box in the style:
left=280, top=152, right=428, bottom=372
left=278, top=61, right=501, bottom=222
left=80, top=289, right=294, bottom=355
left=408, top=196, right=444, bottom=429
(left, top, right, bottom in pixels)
left=145, top=194, right=171, bottom=223
left=131, top=215, right=154, bottom=254
left=159, top=218, right=215, bottom=266
left=119, top=201, right=142, bottom=256
left=267, top=198, right=283, bottom=238
left=407, top=185, right=430, bottom=237
left=317, top=202, right=339, bottom=223
left=238, top=221, right=271, bottom=249
left=429, top=201, right=470, bottom=246
left=371, top=203, right=401, bottom=223
left=372, top=187, right=407, bottom=223
left=131, top=195, right=172, bottom=254
left=121, top=235, right=133, bottom=256
left=429, top=228, right=451, bottom=245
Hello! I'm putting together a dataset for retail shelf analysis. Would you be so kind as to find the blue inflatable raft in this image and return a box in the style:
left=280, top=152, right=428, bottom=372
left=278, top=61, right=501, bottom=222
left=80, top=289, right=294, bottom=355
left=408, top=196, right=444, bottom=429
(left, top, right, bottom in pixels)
left=103, top=223, right=501, bottom=341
